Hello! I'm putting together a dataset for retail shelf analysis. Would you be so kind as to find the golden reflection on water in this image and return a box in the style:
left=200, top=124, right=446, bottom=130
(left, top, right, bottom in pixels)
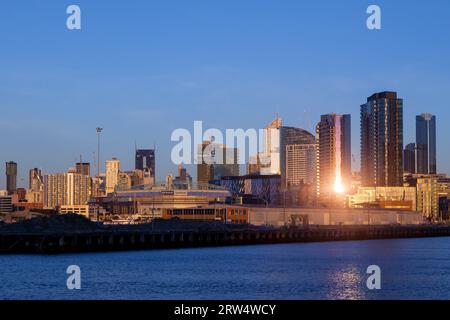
left=327, top=266, right=366, bottom=300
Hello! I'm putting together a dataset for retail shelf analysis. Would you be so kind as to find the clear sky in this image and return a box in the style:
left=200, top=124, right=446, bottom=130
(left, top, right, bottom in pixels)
left=1, top=0, right=450, bottom=188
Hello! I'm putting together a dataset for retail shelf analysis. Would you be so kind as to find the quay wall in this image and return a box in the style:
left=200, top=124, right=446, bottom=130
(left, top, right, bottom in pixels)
left=1, top=224, right=449, bottom=254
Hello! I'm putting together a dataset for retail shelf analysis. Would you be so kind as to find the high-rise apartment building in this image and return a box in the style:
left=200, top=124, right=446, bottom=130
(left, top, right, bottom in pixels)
left=43, top=173, right=91, bottom=209
left=403, top=143, right=416, bottom=174
left=417, top=176, right=439, bottom=220
left=106, top=158, right=120, bottom=194
left=361, top=91, right=403, bottom=187
left=285, top=143, right=316, bottom=187
left=280, top=127, right=316, bottom=188
left=416, top=113, right=437, bottom=174
left=316, top=114, right=351, bottom=203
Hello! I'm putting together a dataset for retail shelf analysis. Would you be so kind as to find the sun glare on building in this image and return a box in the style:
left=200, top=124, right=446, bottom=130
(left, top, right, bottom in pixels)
left=334, top=177, right=345, bottom=194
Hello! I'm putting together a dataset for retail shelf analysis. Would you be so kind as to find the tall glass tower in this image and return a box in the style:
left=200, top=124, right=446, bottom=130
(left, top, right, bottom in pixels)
left=403, top=143, right=416, bottom=174
left=316, top=113, right=351, bottom=203
left=416, top=113, right=436, bottom=174
left=360, top=91, right=403, bottom=187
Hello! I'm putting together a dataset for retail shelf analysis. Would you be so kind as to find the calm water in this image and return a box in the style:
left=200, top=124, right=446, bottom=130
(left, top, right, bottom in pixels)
left=1, top=237, right=450, bottom=300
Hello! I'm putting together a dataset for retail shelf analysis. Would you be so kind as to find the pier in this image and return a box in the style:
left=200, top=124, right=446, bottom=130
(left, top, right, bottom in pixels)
left=1, top=222, right=450, bottom=254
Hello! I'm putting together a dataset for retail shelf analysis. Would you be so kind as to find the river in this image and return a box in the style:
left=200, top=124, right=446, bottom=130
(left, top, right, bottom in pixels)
left=0, top=237, right=449, bottom=300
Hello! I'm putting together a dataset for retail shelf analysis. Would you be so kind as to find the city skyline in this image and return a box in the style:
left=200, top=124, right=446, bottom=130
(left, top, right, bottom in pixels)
left=1, top=1, right=450, bottom=188
left=1, top=100, right=443, bottom=190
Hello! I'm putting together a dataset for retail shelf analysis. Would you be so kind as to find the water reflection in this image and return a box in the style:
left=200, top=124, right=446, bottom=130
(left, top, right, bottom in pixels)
left=327, top=265, right=366, bottom=300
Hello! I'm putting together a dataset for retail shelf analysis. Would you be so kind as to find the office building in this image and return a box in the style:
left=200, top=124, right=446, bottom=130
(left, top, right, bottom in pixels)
left=361, top=91, right=403, bottom=187
left=173, top=164, right=193, bottom=189
left=105, top=158, right=120, bottom=194
left=403, top=143, right=416, bottom=174
left=76, top=162, right=91, bottom=176
left=59, top=204, right=98, bottom=218
left=0, top=196, right=13, bottom=214
left=197, top=141, right=239, bottom=184
left=416, top=113, right=437, bottom=174
left=6, top=161, right=17, bottom=195
left=316, top=114, right=352, bottom=204
left=135, top=149, right=155, bottom=180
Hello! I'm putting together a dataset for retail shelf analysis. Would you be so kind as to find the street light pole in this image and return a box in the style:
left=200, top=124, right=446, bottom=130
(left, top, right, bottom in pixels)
left=96, top=127, right=103, bottom=178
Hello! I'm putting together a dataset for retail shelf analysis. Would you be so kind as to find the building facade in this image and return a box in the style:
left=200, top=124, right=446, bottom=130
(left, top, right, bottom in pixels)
left=44, top=173, right=91, bottom=208
left=346, top=186, right=417, bottom=211
left=416, top=113, right=437, bottom=174
left=135, top=149, right=155, bottom=182
left=280, top=126, right=316, bottom=188
left=259, top=116, right=282, bottom=175
left=197, top=141, right=239, bottom=184
left=105, top=158, right=120, bottom=194
left=316, top=114, right=351, bottom=204
left=403, top=143, right=416, bottom=174
left=285, top=144, right=316, bottom=186
left=5, top=161, right=17, bottom=195
left=29, top=168, right=43, bottom=192
left=417, top=176, right=439, bottom=219
left=361, top=91, right=403, bottom=187
left=75, top=162, right=91, bottom=176
left=0, top=196, right=13, bottom=214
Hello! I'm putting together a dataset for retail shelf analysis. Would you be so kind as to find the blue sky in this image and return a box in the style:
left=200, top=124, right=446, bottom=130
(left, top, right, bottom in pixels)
left=1, top=0, right=450, bottom=188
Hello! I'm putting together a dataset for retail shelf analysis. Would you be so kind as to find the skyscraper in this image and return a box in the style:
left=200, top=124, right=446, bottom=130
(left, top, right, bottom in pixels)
left=416, top=113, right=437, bottom=174
left=258, top=116, right=317, bottom=188
left=106, top=158, right=120, bottom=194
left=5, top=161, right=17, bottom=195
left=280, top=126, right=316, bottom=188
left=135, top=149, right=155, bottom=179
left=361, top=91, right=403, bottom=187
left=29, top=168, right=43, bottom=192
left=259, top=116, right=282, bottom=176
left=316, top=114, right=351, bottom=203
left=403, top=143, right=416, bottom=174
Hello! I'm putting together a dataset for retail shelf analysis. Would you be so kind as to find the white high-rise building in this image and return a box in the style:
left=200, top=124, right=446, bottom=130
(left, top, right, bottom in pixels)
left=106, top=158, right=120, bottom=194
left=259, top=116, right=282, bottom=175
